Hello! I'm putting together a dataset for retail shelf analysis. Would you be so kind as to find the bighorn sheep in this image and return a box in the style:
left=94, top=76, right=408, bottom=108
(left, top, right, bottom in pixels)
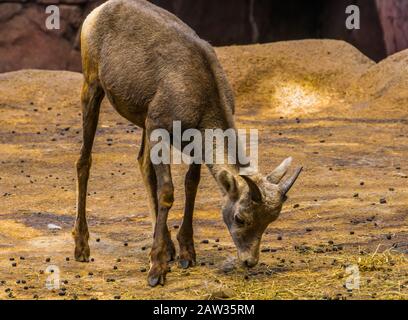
left=74, top=0, right=302, bottom=287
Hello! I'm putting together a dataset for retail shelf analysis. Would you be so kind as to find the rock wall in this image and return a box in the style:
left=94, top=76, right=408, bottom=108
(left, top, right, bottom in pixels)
left=0, top=0, right=408, bottom=73
left=153, top=0, right=387, bottom=61
left=376, top=0, right=408, bottom=55
left=0, top=0, right=103, bottom=73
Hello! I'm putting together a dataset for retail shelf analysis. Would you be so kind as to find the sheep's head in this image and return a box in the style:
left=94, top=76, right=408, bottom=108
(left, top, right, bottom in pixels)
left=217, top=157, right=302, bottom=267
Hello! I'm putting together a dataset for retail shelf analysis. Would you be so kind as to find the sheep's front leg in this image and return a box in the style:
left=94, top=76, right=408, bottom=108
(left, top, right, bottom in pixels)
left=148, top=162, right=174, bottom=287
left=138, top=130, right=175, bottom=263
left=178, top=163, right=201, bottom=269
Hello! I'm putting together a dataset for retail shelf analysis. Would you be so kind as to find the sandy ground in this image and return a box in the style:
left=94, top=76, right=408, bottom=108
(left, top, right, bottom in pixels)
left=0, top=40, right=407, bottom=300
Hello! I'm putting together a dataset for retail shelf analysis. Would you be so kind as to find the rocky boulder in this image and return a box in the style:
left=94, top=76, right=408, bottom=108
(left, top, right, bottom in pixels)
left=1, top=40, right=407, bottom=120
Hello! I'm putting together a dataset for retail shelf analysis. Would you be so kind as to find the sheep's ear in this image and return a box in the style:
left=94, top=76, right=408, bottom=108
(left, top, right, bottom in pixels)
left=217, top=170, right=240, bottom=201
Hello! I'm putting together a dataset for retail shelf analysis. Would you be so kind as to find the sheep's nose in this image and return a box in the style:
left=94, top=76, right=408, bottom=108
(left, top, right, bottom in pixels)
left=243, top=259, right=257, bottom=268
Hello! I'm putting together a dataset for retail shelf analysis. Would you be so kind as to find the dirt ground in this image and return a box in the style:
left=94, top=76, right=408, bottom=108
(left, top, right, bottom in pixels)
left=0, top=40, right=407, bottom=300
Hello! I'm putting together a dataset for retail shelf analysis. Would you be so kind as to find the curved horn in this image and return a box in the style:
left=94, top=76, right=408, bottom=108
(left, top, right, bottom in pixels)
left=267, top=157, right=293, bottom=184
left=240, top=175, right=263, bottom=203
left=279, top=167, right=303, bottom=196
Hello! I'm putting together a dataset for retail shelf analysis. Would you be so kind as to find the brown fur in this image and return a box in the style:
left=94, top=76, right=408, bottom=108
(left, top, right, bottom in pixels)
left=75, top=0, right=301, bottom=287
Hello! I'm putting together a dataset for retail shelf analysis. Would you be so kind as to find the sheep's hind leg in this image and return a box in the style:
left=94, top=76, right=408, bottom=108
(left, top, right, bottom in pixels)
left=74, top=80, right=104, bottom=262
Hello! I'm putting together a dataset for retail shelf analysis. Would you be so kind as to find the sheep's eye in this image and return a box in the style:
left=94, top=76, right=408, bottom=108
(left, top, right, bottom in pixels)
left=234, top=215, right=245, bottom=226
